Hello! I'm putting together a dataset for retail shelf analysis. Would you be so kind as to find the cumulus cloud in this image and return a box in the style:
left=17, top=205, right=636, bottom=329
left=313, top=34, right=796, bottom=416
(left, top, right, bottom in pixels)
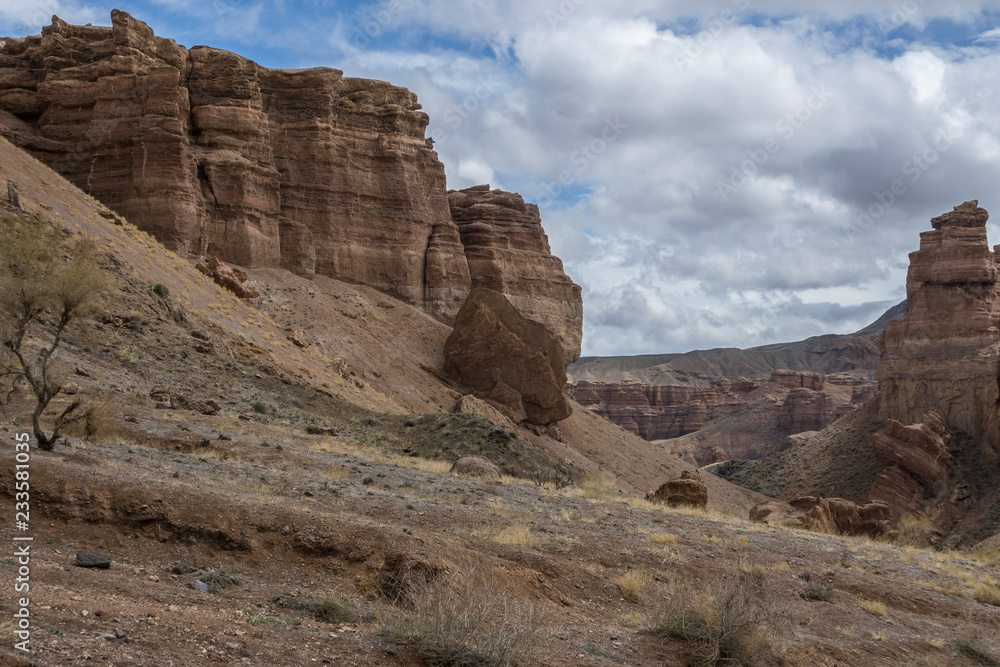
left=4, top=1, right=999, bottom=356
left=0, top=0, right=100, bottom=30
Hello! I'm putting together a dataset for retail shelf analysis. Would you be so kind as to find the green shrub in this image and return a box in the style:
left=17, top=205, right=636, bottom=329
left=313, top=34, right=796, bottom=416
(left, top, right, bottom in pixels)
left=152, top=283, right=169, bottom=298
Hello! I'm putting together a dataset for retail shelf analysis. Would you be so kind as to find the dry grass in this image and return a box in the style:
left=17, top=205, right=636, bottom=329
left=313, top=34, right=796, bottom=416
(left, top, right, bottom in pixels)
left=651, top=532, right=677, bottom=545
left=973, top=582, right=1000, bottom=606
left=615, top=570, right=648, bottom=602
left=390, top=562, right=548, bottom=667
left=895, top=515, right=934, bottom=548
left=859, top=599, right=886, bottom=617
left=493, top=525, right=543, bottom=549
left=580, top=472, right=618, bottom=500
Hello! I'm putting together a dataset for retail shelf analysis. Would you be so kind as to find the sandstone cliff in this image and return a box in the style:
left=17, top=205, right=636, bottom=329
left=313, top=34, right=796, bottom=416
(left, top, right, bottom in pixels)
left=0, top=12, right=581, bottom=342
left=878, top=201, right=1000, bottom=468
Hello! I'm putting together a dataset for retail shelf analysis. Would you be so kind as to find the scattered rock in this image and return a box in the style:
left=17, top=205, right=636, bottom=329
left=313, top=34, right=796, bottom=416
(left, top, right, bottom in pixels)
left=195, top=257, right=261, bottom=300
left=190, top=580, right=210, bottom=593
left=75, top=553, right=111, bottom=569
left=449, top=455, right=501, bottom=480
left=287, top=330, right=312, bottom=348
left=171, top=561, right=190, bottom=575
left=646, top=471, right=708, bottom=508
left=62, top=382, right=79, bottom=395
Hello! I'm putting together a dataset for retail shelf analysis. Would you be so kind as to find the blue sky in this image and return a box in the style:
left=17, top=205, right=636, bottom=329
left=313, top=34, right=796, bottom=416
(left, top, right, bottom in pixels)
left=4, top=1, right=1000, bottom=356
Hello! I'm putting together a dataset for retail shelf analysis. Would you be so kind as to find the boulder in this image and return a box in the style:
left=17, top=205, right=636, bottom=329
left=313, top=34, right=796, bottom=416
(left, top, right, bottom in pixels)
left=647, top=470, right=708, bottom=508
left=445, top=288, right=571, bottom=425
left=784, top=496, right=896, bottom=538
left=449, top=455, right=501, bottom=480
left=196, top=257, right=261, bottom=299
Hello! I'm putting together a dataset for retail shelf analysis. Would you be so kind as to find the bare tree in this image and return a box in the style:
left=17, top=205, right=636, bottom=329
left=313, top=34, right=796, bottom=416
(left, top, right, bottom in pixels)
left=0, top=210, right=109, bottom=450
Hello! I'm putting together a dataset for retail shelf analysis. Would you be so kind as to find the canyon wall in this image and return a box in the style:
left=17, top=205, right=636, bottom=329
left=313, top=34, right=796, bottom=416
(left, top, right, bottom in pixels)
left=0, top=11, right=581, bottom=344
left=878, top=201, right=1000, bottom=468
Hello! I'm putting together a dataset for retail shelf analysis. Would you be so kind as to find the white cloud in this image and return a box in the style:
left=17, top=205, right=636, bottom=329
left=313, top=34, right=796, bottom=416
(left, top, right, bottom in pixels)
left=0, top=0, right=100, bottom=30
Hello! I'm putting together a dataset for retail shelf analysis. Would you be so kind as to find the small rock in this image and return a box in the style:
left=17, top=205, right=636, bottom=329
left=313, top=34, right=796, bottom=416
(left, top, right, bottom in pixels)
left=114, top=628, right=126, bottom=640
left=63, top=382, right=80, bottom=396
left=171, top=561, right=190, bottom=575
left=75, top=367, right=92, bottom=378
left=281, top=526, right=291, bottom=536
left=75, top=553, right=111, bottom=569
left=147, top=575, right=160, bottom=582
left=191, top=330, right=211, bottom=341
left=191, top=580, right=210, bottom=593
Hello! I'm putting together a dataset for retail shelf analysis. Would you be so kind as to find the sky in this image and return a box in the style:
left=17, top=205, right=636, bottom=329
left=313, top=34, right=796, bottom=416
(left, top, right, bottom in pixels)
left=4, top=1, right=1000, bottom=357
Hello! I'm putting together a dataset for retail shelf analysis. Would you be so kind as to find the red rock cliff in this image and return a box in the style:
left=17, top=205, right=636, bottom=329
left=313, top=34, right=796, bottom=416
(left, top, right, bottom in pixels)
left=0, top=11, right=581, bottom=342
left=878, top=200, right=1000, bottom=468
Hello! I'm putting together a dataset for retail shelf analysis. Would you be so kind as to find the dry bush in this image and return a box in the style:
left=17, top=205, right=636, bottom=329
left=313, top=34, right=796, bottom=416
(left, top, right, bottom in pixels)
left=895, top=515, right=934, bottom=548
left=285, top=592, right=359, bottom=624
left=648, top=571, right=785, bottom=667
left=200, top=569, right=245, bottom=593
left=651, top=532, right=677, bottom=545
left=63, top=395, right=120, bottom=442
left=391, top=562, right=548, bottom=667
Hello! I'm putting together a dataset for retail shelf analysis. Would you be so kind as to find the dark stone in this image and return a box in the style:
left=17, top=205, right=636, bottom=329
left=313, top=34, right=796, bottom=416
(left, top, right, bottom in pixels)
left=75, top=553, right=111, bottom=569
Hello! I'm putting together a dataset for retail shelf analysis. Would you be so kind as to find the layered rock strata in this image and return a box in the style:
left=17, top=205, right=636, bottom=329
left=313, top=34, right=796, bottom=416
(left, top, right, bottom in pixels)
left=0, top=12, right=582, bottom=340
left=646, top=471, right=709, bottom=508
left=449, top=185, right=583, bottom=364
left=879, top=201, right=1000, bottom=467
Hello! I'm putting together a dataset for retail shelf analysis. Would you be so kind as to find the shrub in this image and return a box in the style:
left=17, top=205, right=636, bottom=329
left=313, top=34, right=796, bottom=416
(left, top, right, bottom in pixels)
left=285, top=592, right=359, bottom=624
left=651, top=533, right=677, bottom=545
left=802, top=583, right=832, bottom=602
left=200, top=569, right=245, bottom=593
left=251, top=401, right=268, bottom=414
left=0, top=212, right=109, bottom=449
left=391, top=562, right=548, bottom=667
left=648, top=571, right=784, bottom=667
left=152, top=283, right=169, bottom=298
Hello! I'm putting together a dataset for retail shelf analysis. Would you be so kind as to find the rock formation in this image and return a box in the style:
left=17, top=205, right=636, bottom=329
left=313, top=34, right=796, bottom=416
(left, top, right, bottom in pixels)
left=750, top=497, right=895, bottom=538
left=646, top=471, right=709, bottom=508
left=0, top=12, right=581, bottom=341
left=878, top=201, right=1000, bottom=467
left=449, top=185, right=583, bottom=365
left=776, top=389, right=835, bottom=433
left=444, top=289, right=572, bottom=425
left=770, top=369, right=824, bottom=390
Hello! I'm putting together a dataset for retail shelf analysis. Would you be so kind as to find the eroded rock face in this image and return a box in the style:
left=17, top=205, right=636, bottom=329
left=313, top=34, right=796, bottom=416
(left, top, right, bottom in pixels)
left=770, top=370, right=824, bottom=391
left=0, top=12, right=580, bottom=335
left=646, top=471, right=708, bottom=508
left=449, top=185, right=583, bottom=365
left=869, top=412, right=952, bottom=519
left=444, top=288, right=571, bottom=425
left=782, top=496, right=895, bottom=538
left=776, top=389, right=835, bottom=434
left=879, top=201, right=1000, bottom=467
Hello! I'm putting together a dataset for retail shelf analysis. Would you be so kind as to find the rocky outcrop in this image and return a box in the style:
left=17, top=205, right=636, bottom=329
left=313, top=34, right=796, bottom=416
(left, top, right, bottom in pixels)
left=453, top=394, right=518, bottom=433
left=868, top=413, right=952, bottom=519
left=646, top=471, right=709, bottom=508
left=769, top=496, right=895, bottom=538
left=570, top=379, right=761, bottom=440
left=776, top=389, right=835, bottom=434
left=449, top=185, right=583, bottom=365
left=770, top=370, right=824, bottom=390
left=196, top=256, right=260, bottom=299
left=878, top=201, right=1000, bottom=467
left=0, top=12, right=581, bottom=339
left=444, top=289, right=571, bottom=425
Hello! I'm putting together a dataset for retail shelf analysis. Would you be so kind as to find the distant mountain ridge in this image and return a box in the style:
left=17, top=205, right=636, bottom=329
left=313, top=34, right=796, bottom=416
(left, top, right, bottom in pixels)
left=569, top=300, right=907, bottom=386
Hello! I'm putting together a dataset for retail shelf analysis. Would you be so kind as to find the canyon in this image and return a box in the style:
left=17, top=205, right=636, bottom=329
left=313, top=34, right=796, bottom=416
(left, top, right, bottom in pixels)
left=0, top=10, right=582, bottom=359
